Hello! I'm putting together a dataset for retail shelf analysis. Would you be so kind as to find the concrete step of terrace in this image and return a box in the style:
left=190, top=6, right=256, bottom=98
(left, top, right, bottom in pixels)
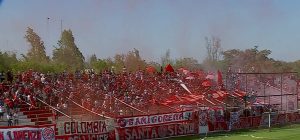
left=0, top=121, right=35, bottom=126
left=0, top=112, right=33, bottom=126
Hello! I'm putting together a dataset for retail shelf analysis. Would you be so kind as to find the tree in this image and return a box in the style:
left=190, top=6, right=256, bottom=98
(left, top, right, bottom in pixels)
left=222, top=49, right=242, bottom=71
left=24, top=27, right=49, bottom=62
left=205, top=36, right=222, bottom=62
left=53, top=29, right=85, bottom=71
left=124, top=48, right=146, bottom=72
left=89, top=54, right=97, bottom=63
left=273, top=61, right=292, bottom=73
left=113, top=54, right=125, bottom=73
left=92, top=59, right=110, bottom=73
left=174, top=57, right=201, bottom=70
left=87, top=54, right=112, bottom=73
left=161, top=49, right=173, bottom=67
left=87, top=54, right=97, bottom=68
left=147, top=61, right=161, bottom=71
left=291, top=61, right=300, bottom=75
left=0, top=51, right=18, bottom=72
left=222, top=46, right=277, bottom=73
left=203, top=36, right=223, bottom=71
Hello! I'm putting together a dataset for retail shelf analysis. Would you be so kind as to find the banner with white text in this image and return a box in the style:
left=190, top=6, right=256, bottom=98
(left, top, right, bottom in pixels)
left=56, top=119, right=116, bottom=140
left=0, top=124, right=55, bottom=140
left=117, top=122, right=198, bottom=140
left=117, top=111, right=193, bottom=128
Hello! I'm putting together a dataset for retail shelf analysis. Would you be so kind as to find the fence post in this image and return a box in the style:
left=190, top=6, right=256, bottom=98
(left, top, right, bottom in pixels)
left=268, top=109, right=271, bottom=132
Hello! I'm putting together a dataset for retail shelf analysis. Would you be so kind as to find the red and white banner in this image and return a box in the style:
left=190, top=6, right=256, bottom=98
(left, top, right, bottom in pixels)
left=0, top=124, right=55, bottom=140
left=231, top=116, right=261, bottom=130
left=56, top=119, right=116, bottom=140
left=117, top=111, right=193, bottom=128
left=56, top=133, right=115, bottom=140
left=198, top=110, right=209, bottom=134
left=117, top=122, right=197, bottom=140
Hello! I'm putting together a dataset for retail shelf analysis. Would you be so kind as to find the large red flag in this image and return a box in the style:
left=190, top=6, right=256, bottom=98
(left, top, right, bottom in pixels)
left=165, top=64, right=174, bottom=72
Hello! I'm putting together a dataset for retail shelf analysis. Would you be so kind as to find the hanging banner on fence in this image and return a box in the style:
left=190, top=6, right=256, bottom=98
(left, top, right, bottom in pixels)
left=229, top=112, right=239, bottom=130
left=0, top=124, right=55, bottom=140
left=231, top=116, right=262, bottom=130
left=276, top=113, right=287, bottom=125
left=287, top=113, right=300, bottom=123
left=294, top=113, right=300, bottom=122
left=56, top=133, right=115, bottom=140
left=207, top=108, right=227, bottom=132
left=288, top=101, right=295, bottom=112
left=260, top=112, right=277, bottom=126
left=215, top=109, right=225, bottom=123
left=56, top=119, right=115, bottom=140
left=117, top=122, right=197, bottom=140
left=230, top=112, right=239, bottom=124
left=117, top=111, right=193, bottom=128
left=198, top=110, right=208, bottom=134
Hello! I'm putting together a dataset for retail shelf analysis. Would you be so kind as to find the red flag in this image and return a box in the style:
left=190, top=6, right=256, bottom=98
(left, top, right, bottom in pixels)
left=217, top=70, right=223, bottom=87
left=165, top=64, right=174, bottom=72
left=146, top=66, right=156, bottom=74
left=202, top=80, right=212, bottom=87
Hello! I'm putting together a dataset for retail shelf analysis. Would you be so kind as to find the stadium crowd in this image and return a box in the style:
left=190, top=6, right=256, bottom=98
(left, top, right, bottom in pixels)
left=0, top=67, right=214, bottom=118
left=0, top=66, right=283, bottom=125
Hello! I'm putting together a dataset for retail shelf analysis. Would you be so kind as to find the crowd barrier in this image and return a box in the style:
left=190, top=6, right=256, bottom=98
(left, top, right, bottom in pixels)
left=1, top=111, right=300, bottom=140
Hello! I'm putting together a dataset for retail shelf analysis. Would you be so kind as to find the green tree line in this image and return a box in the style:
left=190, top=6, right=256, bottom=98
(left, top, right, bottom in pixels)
left=0, top=27, right=299, bottom=75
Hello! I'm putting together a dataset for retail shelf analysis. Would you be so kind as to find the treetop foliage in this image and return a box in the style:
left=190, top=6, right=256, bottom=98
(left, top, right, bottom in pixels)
left=0, top=27, right=299, bottom=76
left=53, top=29, right=85, bottom=71
left=24, top=27, right=49, bottom=63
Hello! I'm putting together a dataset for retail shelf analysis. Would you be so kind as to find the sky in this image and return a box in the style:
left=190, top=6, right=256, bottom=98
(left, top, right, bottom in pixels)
left=0, top=0, right=300, bottom=62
